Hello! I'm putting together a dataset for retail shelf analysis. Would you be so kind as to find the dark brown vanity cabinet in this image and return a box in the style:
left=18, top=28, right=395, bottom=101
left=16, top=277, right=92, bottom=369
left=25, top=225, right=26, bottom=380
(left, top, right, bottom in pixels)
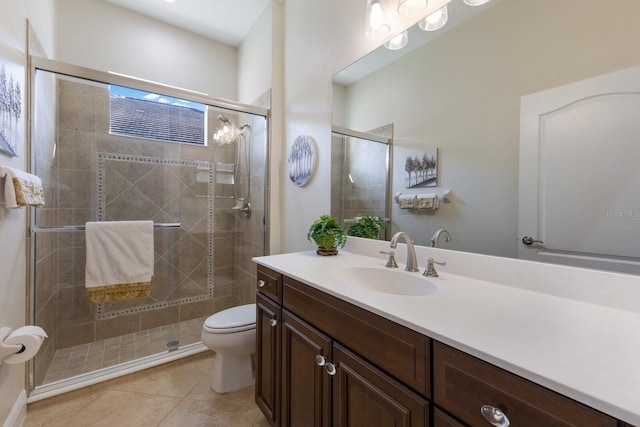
left=256, top=264, right=627, bottom=427
left=256, top=265, right=429, bottom=427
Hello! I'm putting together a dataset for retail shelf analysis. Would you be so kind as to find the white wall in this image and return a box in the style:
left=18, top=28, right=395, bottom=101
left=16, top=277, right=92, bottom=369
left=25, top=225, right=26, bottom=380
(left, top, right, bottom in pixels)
left=0, top=2, right=56, bottom=425
left=238, top=5, right=272, bottom=105
left=336, top=0, right=640, bottom=258
left=278, top=0, right=452, bottom=253
left=56, top=0, right=238, bottom=100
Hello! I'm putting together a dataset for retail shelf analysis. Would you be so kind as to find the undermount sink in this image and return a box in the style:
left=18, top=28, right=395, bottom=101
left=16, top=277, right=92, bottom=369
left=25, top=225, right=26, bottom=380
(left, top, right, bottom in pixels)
left=330, top=266, right=439, bottom=296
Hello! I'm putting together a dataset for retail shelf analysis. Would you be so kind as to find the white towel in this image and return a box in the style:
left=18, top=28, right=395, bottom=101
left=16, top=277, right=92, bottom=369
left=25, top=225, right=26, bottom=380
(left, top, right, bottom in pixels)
left=85, top=221, right=154, bottom=304
left=0, top=166, right=45, bottom=208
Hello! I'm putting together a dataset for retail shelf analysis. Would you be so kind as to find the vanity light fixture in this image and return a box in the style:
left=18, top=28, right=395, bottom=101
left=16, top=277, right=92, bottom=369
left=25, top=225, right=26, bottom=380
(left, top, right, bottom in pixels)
left=365, top=0, right=390, bottom=39
left=397, top=0, right=427, bottom=16
left=418, top=4, right=448, bottom=31
left=463, top=0, right=491, bottom=5
left=384, top=30, right=408, bottom=50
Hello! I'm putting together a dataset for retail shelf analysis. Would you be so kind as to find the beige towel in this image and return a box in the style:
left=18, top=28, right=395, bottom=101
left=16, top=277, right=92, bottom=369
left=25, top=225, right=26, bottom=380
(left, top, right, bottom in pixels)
left=0, top=166, right=45, bottom=208
left=85, top=221, right=154, bottom=304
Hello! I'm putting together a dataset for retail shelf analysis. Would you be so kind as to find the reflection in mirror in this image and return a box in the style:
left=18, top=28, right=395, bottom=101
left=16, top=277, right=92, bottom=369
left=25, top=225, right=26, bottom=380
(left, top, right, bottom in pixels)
left=330, top=126, right=391, bottom=240
left=332, top=0, right=640, bottom=274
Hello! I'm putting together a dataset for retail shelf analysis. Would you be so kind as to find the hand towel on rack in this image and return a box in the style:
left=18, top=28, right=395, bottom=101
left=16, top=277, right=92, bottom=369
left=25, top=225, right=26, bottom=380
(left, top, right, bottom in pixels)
left=0, top=166, right=45, bottom=208
left=85, top=221, right=154, bottom=304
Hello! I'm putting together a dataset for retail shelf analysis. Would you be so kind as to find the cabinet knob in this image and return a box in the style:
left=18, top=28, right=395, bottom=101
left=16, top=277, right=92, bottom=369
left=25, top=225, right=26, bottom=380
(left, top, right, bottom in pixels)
left=324, top=362, right=337, bottom=376
left=315, top=355, right=327, bottom=367
left=269, top=318, right=277, bottom=327
left=258, top=279, right=267, bottom=288
left=480, top=405, right=510, bottom=427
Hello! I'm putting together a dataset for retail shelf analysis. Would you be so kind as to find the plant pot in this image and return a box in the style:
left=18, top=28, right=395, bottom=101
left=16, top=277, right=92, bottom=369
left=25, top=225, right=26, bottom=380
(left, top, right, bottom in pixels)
left=316, top=247, right=339, bottom=256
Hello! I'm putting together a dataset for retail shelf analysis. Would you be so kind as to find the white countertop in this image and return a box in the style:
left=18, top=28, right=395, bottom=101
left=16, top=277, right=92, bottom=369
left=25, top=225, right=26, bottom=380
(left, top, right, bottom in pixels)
left=254, top=240, right=640, bottom=425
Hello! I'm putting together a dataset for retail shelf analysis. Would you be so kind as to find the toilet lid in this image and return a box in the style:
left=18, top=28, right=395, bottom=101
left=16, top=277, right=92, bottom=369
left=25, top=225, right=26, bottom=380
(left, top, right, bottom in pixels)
left=204, top=303, right=256, bottom=331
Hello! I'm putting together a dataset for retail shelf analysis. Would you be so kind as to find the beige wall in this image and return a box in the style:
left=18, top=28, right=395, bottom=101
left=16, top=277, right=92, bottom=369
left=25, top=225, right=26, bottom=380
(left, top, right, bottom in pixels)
left=0, top=1, right=56, bottom=424
left=336, top=0, right=640, bottom=257
left=56, top=0, right=238, bottom=100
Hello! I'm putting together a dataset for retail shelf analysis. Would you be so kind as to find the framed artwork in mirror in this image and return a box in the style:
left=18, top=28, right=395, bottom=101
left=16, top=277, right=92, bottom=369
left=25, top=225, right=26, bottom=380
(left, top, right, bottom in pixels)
left=397, top=147, right=438, bottom=188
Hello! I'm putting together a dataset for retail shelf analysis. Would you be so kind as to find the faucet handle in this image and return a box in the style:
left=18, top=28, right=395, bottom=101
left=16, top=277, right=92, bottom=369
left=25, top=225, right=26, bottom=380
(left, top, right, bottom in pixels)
left=380, top=250, right=399, bottom=268
left=424, top=258, right=446, bottom=277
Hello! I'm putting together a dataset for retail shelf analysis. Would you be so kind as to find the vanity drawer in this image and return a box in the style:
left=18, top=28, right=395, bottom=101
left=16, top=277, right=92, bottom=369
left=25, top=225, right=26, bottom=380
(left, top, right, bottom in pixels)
left=257, top=264, right=282, bottom=304
left=433, top=342, right=617, bottom=427
left=283, top=275, right=429, bottom=397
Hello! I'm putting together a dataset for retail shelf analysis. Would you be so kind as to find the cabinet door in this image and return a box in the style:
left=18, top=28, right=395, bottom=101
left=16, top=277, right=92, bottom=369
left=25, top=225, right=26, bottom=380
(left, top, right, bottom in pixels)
left=256, top=293, right=281, bottom=426
left=281, top=310, right=332, bottom=427
left=332, top=343, right=429, bottom=427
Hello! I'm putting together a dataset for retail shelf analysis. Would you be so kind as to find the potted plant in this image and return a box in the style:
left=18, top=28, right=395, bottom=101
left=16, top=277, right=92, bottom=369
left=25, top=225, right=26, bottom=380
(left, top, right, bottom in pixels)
left=347, top=215, right=385, bottom=240
left=307, top=214, right=347, bottom=256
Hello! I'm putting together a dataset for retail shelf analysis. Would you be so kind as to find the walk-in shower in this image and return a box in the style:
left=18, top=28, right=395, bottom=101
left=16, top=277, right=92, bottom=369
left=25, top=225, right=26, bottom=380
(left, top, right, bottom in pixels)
left=28, top=57, right=269, bottom=398
left=331, top=126, right=392, bottom=239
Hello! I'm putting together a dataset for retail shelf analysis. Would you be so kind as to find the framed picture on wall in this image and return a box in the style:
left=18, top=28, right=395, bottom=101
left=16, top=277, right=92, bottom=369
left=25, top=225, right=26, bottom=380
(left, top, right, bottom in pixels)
left=394, top=146, right=438, bottom=188
left=0, top=41, right=25, bottom=158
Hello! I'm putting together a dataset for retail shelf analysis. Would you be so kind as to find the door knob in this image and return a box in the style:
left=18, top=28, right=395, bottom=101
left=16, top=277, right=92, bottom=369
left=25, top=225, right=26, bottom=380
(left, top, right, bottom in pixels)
left=521, top=236, right=543, bottom=246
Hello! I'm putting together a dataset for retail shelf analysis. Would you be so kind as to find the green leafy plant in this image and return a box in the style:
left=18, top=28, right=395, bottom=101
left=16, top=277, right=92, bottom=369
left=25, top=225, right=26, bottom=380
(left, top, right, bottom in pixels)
left=347, top=215, right=385, bottom=239
left=307, top=214, right=347, bottom=251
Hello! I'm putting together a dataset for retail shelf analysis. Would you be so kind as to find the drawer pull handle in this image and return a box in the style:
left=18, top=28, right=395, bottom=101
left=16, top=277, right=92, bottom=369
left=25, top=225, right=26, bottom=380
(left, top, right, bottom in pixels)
left=315, top=355, right=327, bottom=367
left=480, top=405, right=510, bottom=427
left=325, top=362, right=337, bottom=376
left=269, top=318, right=277, bottom=327
left=258, top=280, right=267, bottom=288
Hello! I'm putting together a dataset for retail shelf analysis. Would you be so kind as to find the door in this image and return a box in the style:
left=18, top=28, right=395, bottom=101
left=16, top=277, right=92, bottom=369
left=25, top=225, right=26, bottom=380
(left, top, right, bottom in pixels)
left=281, top=310, right=332, bottom=427
left=332, top=343, right=429, bottom=427
left=256, top=293, right=281, bottom=426
left=518, top=65, right=640, bottom=274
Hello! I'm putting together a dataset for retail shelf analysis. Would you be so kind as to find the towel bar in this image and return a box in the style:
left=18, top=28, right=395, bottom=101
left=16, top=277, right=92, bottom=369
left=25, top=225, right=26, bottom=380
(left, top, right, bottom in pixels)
left=31, top=223, right=181, bottom=233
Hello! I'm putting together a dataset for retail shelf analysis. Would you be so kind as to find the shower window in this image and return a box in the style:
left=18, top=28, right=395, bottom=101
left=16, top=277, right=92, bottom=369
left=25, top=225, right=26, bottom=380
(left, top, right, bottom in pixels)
left=109, top=84, right=208, bottom=145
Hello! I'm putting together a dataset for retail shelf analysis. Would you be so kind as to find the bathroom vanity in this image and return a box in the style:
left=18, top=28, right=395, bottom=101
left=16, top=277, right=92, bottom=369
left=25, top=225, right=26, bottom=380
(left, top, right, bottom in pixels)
left=254, top=239, right=640, bottom=426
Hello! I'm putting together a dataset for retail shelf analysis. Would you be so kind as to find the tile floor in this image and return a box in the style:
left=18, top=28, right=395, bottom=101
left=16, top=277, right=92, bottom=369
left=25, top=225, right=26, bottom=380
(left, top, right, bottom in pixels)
left=42, top=316, right=207, bottom=384
left=25, top=352, right=270, bottom=427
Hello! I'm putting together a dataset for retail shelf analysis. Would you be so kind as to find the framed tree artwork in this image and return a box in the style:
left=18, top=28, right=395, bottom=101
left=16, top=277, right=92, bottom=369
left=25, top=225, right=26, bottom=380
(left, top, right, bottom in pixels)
left=0, top=41, right=24, bottom=158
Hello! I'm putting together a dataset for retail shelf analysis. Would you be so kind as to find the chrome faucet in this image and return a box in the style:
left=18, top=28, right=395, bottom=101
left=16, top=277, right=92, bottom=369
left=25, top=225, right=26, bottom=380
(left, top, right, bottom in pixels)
left=390, top=231, right=419, bottom=272
left=431, top=229, right=452, bottom=248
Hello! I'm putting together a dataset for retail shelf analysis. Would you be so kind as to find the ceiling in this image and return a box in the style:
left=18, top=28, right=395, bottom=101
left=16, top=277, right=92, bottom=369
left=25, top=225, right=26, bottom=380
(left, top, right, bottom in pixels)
left=100, top=0, right=271, bottom=46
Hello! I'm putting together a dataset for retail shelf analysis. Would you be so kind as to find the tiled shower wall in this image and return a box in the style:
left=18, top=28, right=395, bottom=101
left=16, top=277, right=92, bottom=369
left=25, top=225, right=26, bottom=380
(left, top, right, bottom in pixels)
left=33, top=70, right=59, bottom=385
left=32, top=74, right=267, bottom=386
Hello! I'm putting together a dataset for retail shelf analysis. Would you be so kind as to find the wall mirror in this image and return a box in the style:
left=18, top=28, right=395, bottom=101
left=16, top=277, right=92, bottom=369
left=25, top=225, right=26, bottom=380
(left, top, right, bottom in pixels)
left=331, top=0, right=640, bottom=275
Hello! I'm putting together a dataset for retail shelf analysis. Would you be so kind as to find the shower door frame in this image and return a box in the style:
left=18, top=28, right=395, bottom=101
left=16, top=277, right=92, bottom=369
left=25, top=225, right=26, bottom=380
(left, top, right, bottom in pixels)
left=27, top=55, right=270, bottom=400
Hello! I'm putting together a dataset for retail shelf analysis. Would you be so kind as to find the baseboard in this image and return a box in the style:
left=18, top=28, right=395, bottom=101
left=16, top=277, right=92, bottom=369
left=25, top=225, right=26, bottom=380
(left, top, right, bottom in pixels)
left=3, top=389, right=26, bottom=427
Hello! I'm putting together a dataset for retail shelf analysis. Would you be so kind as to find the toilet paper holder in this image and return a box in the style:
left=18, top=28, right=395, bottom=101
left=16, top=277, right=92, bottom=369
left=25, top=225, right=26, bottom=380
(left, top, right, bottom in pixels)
left=0, top=327, right=25, bottom=364
left=0, top=326, right=47, bottom=365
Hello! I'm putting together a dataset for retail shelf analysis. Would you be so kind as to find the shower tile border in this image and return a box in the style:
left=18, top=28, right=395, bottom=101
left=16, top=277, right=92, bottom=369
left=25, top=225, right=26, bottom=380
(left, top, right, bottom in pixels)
left=96, top=152, right=214, bottom=320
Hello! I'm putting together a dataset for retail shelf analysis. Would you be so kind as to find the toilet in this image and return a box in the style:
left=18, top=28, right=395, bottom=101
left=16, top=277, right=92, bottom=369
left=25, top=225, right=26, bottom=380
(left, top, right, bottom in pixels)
left=201, top=303, right=256, bottom=393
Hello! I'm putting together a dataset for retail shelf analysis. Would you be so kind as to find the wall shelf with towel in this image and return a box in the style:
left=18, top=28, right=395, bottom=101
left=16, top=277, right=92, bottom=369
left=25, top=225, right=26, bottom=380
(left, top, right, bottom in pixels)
left=31, top=222, right=181, bottom=233
left=394, top=190, right=452, bottom=211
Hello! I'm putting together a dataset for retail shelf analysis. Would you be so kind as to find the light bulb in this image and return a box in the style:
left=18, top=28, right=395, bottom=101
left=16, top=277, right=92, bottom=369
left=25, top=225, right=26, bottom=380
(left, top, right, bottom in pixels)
left=463, top=0, right=491, bottom=5
left=223, top=125, right=229, bottom=133
left=419, top=5, right=448, bottom=31
left=384, top=30, right=408, bottom=50
left=365, top=0, right=390, bottom=39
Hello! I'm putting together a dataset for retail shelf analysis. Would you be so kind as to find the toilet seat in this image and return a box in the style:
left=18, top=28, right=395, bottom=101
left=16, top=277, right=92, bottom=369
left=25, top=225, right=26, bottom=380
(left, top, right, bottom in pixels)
left=203, top=304, right=256, bottom=334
